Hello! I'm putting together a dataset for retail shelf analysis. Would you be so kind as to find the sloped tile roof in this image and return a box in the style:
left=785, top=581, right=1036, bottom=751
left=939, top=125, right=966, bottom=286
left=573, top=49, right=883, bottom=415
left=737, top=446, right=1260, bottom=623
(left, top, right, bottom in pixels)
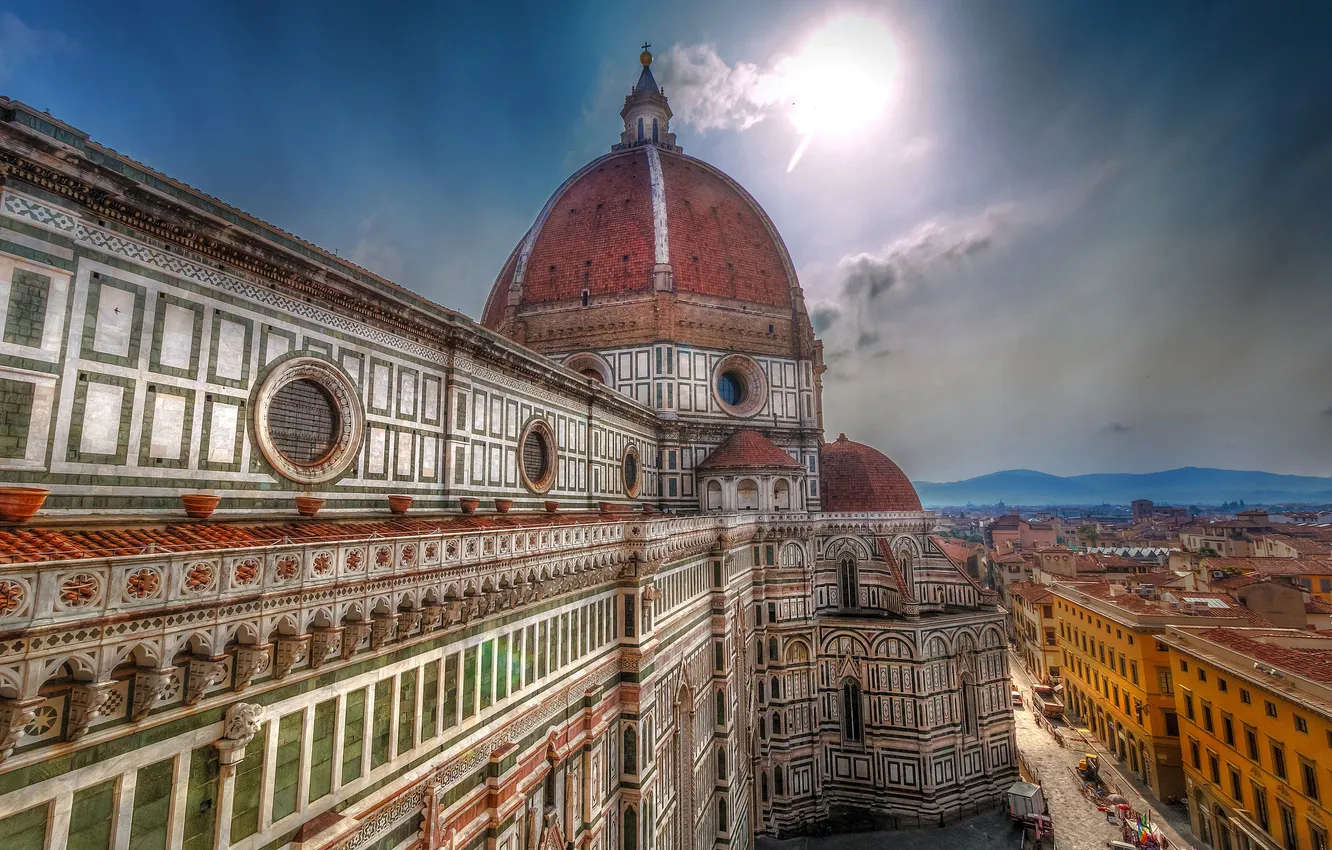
left=696, top=430, right=802, bottom=471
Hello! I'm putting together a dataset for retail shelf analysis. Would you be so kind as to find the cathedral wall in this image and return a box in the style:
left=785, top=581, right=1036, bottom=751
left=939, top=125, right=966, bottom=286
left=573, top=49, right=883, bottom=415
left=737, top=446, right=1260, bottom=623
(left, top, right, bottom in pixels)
left=0, top=180, right=659, bottom=515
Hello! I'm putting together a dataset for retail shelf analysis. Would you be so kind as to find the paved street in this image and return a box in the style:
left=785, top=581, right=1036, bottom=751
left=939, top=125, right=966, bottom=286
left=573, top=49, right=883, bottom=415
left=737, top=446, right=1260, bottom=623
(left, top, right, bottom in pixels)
left=1008, top=657, right=1201, bottom=850
left=1008, top=659, right=1124, bottom=850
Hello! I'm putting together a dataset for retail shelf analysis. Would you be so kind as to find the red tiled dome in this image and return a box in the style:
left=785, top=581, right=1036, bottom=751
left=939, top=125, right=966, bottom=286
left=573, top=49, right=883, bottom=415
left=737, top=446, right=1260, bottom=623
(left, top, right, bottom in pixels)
left=481, top=146, right=814, bottom=356
left=697, top=430, right=803, bottom=471
left=819, top=434, right=922, bottom=512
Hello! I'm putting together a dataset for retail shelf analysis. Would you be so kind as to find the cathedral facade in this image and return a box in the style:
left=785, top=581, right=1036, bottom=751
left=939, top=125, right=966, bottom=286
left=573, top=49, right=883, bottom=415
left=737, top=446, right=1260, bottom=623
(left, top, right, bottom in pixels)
left=0, top=50, right=1014, bottom=850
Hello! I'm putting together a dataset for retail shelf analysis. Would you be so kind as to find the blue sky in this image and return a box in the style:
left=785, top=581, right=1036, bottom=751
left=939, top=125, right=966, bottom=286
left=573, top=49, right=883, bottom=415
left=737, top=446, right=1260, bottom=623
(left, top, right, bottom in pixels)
left=3, top=0, right=1330, bottom=481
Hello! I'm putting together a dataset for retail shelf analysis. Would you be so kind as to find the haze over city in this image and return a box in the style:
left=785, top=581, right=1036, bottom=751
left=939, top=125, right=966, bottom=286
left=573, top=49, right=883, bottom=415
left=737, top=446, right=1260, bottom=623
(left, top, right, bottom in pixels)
left=3, top=0, right=1329, bottom=482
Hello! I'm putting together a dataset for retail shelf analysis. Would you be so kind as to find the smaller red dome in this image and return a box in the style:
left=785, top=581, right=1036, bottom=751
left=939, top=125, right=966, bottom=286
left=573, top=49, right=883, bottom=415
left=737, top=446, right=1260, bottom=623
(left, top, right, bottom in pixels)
left=820, top=434, right=921, bottom=512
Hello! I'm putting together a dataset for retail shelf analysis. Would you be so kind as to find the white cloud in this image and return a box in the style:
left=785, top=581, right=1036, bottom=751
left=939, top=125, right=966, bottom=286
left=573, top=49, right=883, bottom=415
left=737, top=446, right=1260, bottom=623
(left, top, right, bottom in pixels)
left=653, top=43, right=786, bottom=132
left=0, top=13, right=75, bottom=82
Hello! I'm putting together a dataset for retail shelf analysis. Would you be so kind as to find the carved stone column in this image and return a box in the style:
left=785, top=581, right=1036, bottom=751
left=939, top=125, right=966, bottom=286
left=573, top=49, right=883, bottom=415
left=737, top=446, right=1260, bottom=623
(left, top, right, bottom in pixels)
left=310, top=628, right=343, bottom=669
left=0, top=697, right=42, bottom=762
left=371, top=616, right=398, bottom=650
left=213, top=703, right=265, bottom=849
left=67, top=681, right=115, bottom=740
left=273, top=635, right=311, bottom=680
left=185, top=656, right=229, bottom=706
left=234, top=644, right=272, bottom=691
left=343, top=622, right=372, bottom=660
left=132, top=667, right=178, bottom=721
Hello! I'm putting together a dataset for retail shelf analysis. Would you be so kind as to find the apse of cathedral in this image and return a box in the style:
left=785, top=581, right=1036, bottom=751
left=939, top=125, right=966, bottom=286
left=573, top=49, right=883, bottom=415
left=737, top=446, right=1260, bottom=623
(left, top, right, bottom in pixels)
left=0, top=47, right=1014, bottom=850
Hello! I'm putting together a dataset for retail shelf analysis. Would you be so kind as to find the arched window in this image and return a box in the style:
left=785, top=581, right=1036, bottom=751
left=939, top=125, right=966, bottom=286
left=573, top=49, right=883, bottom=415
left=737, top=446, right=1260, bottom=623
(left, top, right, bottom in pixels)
left=705, top=480, right=723, bottom=512
left=839, top=556, right=859, bottom=609
left=715, top=689, right=726, bottom=724
left=841, top=679, right=863, bottom=743
left=774, top=765, right=785, bottom=795
left=637, top=118, right=644, bottom=142
left=718, top=798, right=728, bottom=831
left=623, top=806, right=637, bottom=850
left=737, top=479, right=759, bottom=510
left=759, top=716, right=766, bottom=739
left=768, top=636, right=778, bottom=661
left=961, top=674, right=979, bottom=738
left=652, top=118, right=659, bottom=144
left=897, top=546, right=914, bottom=589
left=757, top=680, right=765, bottom=703
left=771, top=710, right=782, bottom=735
left=773, top=479, right=791, bottom=511
left=716, top=747, right=727, bottom=779
left=761, top=772, right=769, bottom=801
left=770, top=676, right=780, bottom=700
left=623, top=726, right=637, bottom=774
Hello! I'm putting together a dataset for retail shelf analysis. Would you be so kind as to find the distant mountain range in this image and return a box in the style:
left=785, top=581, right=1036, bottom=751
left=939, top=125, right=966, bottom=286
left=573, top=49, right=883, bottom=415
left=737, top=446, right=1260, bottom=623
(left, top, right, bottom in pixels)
left=912, top=467, right=1332, bottom=508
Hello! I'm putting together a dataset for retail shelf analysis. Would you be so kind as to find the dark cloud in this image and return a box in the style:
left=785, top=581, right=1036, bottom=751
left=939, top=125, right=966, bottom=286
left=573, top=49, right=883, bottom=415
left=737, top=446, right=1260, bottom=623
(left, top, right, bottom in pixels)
left=1105, top=423, right=1131, bottom=434
left=810, top=304, right=840, bottom=333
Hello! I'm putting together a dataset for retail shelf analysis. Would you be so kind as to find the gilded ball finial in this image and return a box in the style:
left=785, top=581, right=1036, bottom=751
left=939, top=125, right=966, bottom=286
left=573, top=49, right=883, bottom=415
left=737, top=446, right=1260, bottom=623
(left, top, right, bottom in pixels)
left=640, top=42, right=652, bottom=66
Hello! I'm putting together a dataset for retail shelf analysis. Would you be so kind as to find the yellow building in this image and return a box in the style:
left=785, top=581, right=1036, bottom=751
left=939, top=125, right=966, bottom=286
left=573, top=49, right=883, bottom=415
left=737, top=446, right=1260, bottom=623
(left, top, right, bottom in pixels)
left=1162, top=627, right=1332, bottom=850
left=1052, top=582, right=1263, bottom=802
left=1010, top=582, right=1061, bottom=681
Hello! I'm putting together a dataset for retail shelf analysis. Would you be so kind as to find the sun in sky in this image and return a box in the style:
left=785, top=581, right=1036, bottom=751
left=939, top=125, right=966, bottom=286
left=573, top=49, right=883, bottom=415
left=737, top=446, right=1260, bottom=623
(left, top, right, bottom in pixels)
left=780, top=13, right=899, bottom=171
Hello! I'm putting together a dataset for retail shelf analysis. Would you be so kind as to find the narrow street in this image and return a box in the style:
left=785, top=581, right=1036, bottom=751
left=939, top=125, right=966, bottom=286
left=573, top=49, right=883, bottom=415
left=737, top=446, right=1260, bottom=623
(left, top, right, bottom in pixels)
left=1009, top=659, right=1124, bottom=850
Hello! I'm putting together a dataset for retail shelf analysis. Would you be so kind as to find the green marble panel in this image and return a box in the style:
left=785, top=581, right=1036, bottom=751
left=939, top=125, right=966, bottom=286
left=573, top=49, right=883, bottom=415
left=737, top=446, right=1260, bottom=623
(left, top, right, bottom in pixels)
left=443, top=652, right=459, bottom=729
left=130, top=756, right=176, bottom=850
left=396, top=668, right=417, bottom=756
left=270, top=710, right=303, bottom=822
left=230, top=723, right=267, bottom=842
left=0, top=800, right=48, bottom=850
left=370, top=681, right=392, bottom=769
left=181, top=745, right=218, bottom=850
left=341, top=688, right=366, bottom=786
left=308, top=698, right=337, bottom=804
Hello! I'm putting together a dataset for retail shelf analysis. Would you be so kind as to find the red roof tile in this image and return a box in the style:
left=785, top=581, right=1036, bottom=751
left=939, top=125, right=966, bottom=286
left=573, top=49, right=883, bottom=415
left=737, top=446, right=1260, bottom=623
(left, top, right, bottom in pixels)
left=696, top=430, right=801, bottom=471
left=0, top=512, right=623, bottom=565
left=1182, top=627, right=1332, bottom=685
left=819, top=434, right=921, bottom=512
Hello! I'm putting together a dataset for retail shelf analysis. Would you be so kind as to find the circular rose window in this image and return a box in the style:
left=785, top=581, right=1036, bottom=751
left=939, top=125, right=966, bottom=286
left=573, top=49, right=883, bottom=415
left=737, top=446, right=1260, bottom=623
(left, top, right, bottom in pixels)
left=711, top=354, right=768, bottom=418
left=254, top=357, right=363, bottom=485
left=622, top=445, right=642, bottom=498
left=519, top=418, right=558, bottom=494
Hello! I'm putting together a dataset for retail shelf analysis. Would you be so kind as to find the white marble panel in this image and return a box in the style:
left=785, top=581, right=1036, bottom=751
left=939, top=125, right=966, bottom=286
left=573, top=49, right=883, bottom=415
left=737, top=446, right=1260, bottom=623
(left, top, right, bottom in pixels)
left=398, top=372, right=416, bottom=416
left=215, top=319, right=247, bottom=380
left=396, top=433, right=413, bottom=477
left=368, top=427, right=386, bottom=474
left=342, top=354, right=361, bottom=386
left=92, top=285, right=135, bottom=356
left=80, top=383, right=124, bottom=454
left=264, top=333, right=290, bottom=365
left=372, top=363, right=390, bottom=410
left=149, top=394, right=187, bottom=459
left=421, top=438, right=436, bottom=478
left=423, top=378, right=439, bottom=421
left=159, top=304, right=195, bottom=369
left=208, top=403, right=239, bottom=463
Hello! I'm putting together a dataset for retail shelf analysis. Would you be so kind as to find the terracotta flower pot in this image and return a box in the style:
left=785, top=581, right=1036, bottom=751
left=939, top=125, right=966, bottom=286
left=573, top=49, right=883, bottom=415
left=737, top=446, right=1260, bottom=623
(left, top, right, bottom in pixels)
left=494, top=498, right=513, bottom=513
left=387, top=495, right=414, bottom=515
left=459, top=497, right=480, bottom=514
left=544, top=500, right=560, bottom=513
left=180, top=493, right=221, bottom=519
left=295, top=495, right=325, bottom=517
left=0, top=486, right=49, bottom=523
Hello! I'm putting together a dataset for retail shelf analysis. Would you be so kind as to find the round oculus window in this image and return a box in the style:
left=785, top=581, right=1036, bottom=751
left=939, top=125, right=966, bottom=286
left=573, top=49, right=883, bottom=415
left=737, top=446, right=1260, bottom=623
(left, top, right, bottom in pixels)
left=622, top=446, right=641, bottom=498
left=519, top=419, right=557, bottom=494
left=268, top=379, right=340, bottom=465
left=711, top=354, right=769, bottom=418
left=716, top=371, right=746, bottom=406
left=254, top=357, right=363, bottom=485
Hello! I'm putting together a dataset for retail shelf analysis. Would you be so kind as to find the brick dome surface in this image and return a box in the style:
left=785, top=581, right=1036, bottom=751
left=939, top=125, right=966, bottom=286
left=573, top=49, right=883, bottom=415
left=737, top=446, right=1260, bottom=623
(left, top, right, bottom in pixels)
left=819, top=434, right=922, bottom=512
left=481, top=146, right=806, bottom=347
